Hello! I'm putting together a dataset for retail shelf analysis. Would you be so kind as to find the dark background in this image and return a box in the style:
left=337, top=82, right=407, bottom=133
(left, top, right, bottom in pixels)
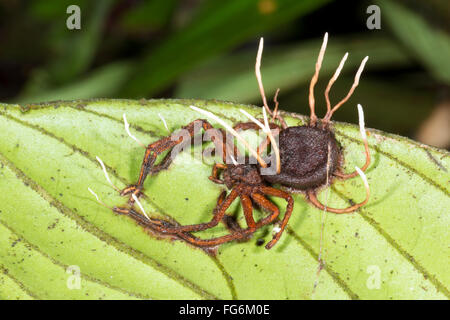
left=0, top=0, right=448, bottom=148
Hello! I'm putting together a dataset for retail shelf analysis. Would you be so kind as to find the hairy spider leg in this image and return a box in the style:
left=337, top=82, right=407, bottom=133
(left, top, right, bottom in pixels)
left=161, top=185, right=291, bottom=248
left=209, top=163, right=227, bottom=184
left=151, top=189, right=240, bottom=234
left=121, top=119, right=234, bottom=199
left=114, top=203, right=247, bottom=248
left=257, top=186, right=294, bottom=249
left=215, top=190, right=252, bottom=239
left=233, top=121, right=280, bottom=156
left=307, top=166, right=370, bottom=213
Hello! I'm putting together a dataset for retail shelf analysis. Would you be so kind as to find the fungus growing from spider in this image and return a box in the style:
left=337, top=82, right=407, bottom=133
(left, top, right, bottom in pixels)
left=105, top=32, right=372, bottom=250
left=96, top=156, right=120, bottom=192
left=158, top=113, right=169, bottom=132
left=123, top=113, right=146, bottom=148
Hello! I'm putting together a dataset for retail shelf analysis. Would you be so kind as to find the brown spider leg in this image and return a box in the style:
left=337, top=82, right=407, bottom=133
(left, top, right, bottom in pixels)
left=145, top=193, right=255, bottom=248
left=306, top=183, right=370, bottom=214
left=210, top=190, right=250, bottom=239
left=171, top=229, right=252, bottom=248
left=250, top=193, right=281, bottom=228
left=175, top=192, right=258, bottom=247
left=241, top=194, right=257, bottom=232
left=233, top=122, right=280, bottom=155
left=121, top=119, right=229, bottom=198
left=233, top=121, right=280, bottom=132
left=114, top=207, right=213, bottom=245
left=113, top=206, right=180, bottom=233
left=149, top=132, right=204, bottom=176
left=151, top=189, right=239, bottom=234
left=209, top=163, right=227, bottom=184
left=334, top=139, right=370, bottom=179
left=258, top=186, right=294, bottom=249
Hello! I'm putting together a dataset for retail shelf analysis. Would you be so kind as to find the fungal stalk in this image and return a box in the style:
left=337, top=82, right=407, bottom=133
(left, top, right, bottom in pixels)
left=323, top=56, right=369, bottom=123
left=87, top=187, right=112, bottom=210
left=239, top=107, right=281, bottom=174
left=309, top=32, right=328, bottom=126
left=132, top=194, right=150, bottom=220
left=123, top=113, right=146, bottom=148
left=96, top=156, right=120, bottom=192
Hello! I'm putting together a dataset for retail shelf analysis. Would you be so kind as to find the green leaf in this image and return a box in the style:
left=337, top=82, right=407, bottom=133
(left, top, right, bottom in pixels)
left=120, top=0, right=332, bottom=97
left=176, top=35, right=412, bottom=102
left=380, top=0, right=450, bottom=84
left=0, top=99, right=448, bottom=299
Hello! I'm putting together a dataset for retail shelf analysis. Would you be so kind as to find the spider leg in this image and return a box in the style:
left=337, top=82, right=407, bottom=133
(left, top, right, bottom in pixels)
left=114, top=206, right=209, bottom=245
left=151, top=189, right=239, bottom=234
left=234, top=122, right=280, bottom=131
left=209, top=163, right=227, bottom=184
left=250, top=193, right=280, bottom=228
left=173, top=193, right=257, bottom=247
left=307, top=167, right=370, bottom=213
left=122, top=119, right=231, bottom=199
left=211, top=190, right=251, bottom=241
left=115, top=190, right=256, bottom=248
left=172, top=230, right=251, bottom=248
left=334, top=139, right=370, bottom=179
left=241, top=194, right=257, bottom=232
left=234, top=122, right=280, bottom=156
left=258, top=186, right=294, bottom=249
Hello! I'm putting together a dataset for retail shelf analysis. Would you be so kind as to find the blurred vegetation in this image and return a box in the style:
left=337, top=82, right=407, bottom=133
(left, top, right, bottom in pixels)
left=0, top=0, right=449, bottom=147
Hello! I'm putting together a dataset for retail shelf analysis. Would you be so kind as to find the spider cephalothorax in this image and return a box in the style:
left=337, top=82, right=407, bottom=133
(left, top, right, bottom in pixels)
left=89, top=33, right=371, bottom=250
left=223, top=164, right=264, bottom=189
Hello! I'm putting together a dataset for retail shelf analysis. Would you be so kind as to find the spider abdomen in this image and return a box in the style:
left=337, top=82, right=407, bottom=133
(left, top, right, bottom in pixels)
left=263, top=126, right=340, bottom=190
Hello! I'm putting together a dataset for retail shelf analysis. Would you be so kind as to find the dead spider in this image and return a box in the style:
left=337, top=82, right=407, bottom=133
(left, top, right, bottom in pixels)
left=89, top=33, right=371, bottom=250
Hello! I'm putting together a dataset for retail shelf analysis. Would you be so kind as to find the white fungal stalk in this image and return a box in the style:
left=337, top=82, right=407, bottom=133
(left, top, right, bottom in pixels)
left=357, top=104, right=367, bottom=142
left=332, top=52, right=349, bottom=81
left=88, top=187, right=101, bottom=203
left=239, top=107, right=281, bottom=173
left=229, top=153, right=238, bottom=166
left=316, top=32, right=328, bottom=70
left=87, top=187, right=111, bottom=209
left=354, top=56, right=369, bottom=86
left=123, top=113, right=146, bottom=148
left=355, top=166, right=370, bottom=194
left=132, top=194, right=150, bottom=220
left=308, top=32, right=328, bottom=122
left=96, top=156, right=119, bottom=191
left=190, top=105, right=267, bottom=167
left=255, top=37, right=271, bottom=117
left=158, top=113, right=169, bottom=132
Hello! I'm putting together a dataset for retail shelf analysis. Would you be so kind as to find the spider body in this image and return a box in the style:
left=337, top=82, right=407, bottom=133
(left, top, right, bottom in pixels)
left=109, top=34, right=372, bottom=251
left=262, top=125, right=340, bottom=190
left=223, top=164, right=264, bottom=189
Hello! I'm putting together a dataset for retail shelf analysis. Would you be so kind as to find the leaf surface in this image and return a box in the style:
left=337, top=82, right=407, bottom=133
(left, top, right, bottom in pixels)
left=0, top=99, right=448, bottom=299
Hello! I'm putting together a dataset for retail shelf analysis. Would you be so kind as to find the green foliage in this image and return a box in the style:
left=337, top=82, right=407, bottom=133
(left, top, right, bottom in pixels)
left=380, top=0, right=450, bottom=84
left=0, top=99, right=448, bottom=299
